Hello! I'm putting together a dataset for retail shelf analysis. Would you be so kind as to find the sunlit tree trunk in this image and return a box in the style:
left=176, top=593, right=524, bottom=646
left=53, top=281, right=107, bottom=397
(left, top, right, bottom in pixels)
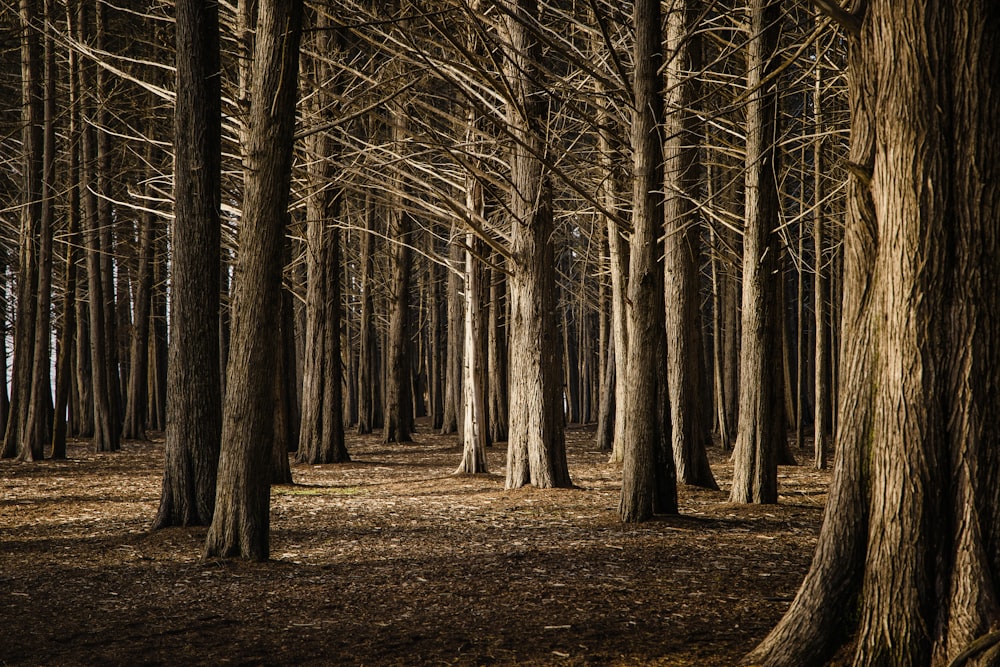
left=748, top=1, right=1000, bottom=664
left=729, top=0, right=786, bottom=504
left=205, top=0, right=303, bottom=561
left=619, top=0, right=677, bottom=521
left=501, top=0, right=570, bottom=490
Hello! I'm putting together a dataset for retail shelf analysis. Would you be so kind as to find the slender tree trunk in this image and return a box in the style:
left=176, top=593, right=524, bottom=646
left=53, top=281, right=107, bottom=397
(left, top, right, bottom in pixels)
left=298, top=10, right=348, bottom=464
left=441, top=234, right=463, bottom=435
left=662, top=0, right=717, bottom=490
left=4, top=0, right=43, bottom=461
left=123, top=137, right=157, bottom=441
left=502, top=0, right=570, bottom=490
left=456, top=233, right=488, bottom=474
left=152, top=0, right=223, bottom=529
left=812, top=43, right=827, bottom=471
left=487, top=260, right=509, bottom=443
left=205, top=0, right=303, bottom=561
left=728, top=0, right=786, bottom=504
left=619, top=0, right=677, bottom=521
left=356, top=193, right=380, bottom=434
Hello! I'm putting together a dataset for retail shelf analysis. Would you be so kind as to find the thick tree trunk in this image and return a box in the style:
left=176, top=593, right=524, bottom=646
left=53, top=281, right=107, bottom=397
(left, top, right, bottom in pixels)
left=502, top=0, right=570, bottom=490
left=204, top=0, right=303, bottom=561
left=729, top=0, right=786, bottom=504
left=152, top=0, right=222, bottom=529
left=662, top=0, right=717, bottom=490
left=619, top=0, right=677, bottom=522
left=747, top=1, right=1000, bottom=664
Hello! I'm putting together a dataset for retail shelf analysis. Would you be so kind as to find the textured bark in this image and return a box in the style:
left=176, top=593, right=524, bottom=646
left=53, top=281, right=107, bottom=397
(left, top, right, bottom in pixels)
left=204, top=0, right=302, bottom=561
left=812, top=46, right=828, bottom=470
left=298, top=11, right=348, bottom=465
left=383, top=106, right=414, bottom=445
left=501, top=0, right=570, bottom=490
left=729, top=0, right=785, bottom=505
left=747, top=1, right=1000, bottom=664
left=123, top=138, right=157, bottom=441
left=153, top=0, right=222, bottom=530
left=4, top=0, right=44, bottom=461
left=619, top=0, right=677, bottom=522
left=456, top=233, right=488, bottom=474
left=662, top=0, right=717, bottom=490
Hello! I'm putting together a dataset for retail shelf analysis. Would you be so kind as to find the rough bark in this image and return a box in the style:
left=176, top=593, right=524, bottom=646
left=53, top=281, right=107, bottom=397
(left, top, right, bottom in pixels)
left=747, top=1, right=1000, bottom=664
left=441, top=235, right=463, bottom=436
left=728, top=0, right=786, bottom=504
left=204, top=0, right=302, bottom=561
left=619, top=0, right=677, bottom=522
left=662, top=0, right=717, bottom=490
left=152, top=0, right=222, bottom=529
left=487, top=261, right=509, bottom=444
left=356, top=194, right=381, bottom=434
left=502, top=0, right=570, bottom=490
left=298, top=11, right=348, bottom=465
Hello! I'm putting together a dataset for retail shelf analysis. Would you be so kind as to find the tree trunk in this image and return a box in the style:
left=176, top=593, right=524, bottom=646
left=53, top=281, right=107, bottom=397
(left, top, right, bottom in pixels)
left=811, top=40, right=827, bottom=471
left=456, top=233, right=488, bottom=474
left=502, top=0, right=570, bottom=490
left=356, top=193, right=381, bottom=434
left=152, top=0, right=223, bottom=529
left=662, top=0, right=717, bottom=490
left=728, top=0, right=786, bottom=504
left=441, top=234, right=463, bottom=435
left=619, top=0, right=677, bottom=522
left=747, top=1, right=1000, bottom=664
left=298, top=11, right=348, bottom=465
left=383, top=102, right=414, bottom=444
left=4, top=0, right=44, bottom=461
left=487, top=260, right=509, bottom=443
left=204, top=0, right=303, bottom=561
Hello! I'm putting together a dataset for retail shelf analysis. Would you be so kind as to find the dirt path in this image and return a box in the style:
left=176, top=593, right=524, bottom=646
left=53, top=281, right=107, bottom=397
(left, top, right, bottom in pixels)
left=0, top=423, right=829, bottom=666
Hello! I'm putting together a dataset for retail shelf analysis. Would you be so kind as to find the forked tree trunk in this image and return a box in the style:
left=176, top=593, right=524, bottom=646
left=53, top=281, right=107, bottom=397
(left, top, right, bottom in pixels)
left=204, top=0, right=302, bottom=561
left=662, top=0, right=717, bottom=490
left=729, top=0, right=786, bottom=504
left=502, top=0, right=570, bottom=490
left=153, top=0, right=222, bottom=529
left=619, top=0, right=677, bottom=522
left=747, top=1, right=1000, bottom=665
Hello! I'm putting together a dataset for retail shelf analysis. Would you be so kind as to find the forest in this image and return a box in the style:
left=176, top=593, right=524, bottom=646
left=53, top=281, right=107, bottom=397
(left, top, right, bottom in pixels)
left=1, top=0, right=998, bottom=666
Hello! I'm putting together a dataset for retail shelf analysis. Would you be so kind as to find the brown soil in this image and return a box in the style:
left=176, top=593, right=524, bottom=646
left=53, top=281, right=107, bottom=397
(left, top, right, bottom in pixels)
left=1, top=421, right=829, bottom=666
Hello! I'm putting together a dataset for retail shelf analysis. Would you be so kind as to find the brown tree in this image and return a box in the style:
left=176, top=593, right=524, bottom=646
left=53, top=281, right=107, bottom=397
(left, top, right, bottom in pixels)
left=662, top=0, right=717, bottom=490
left=152, top=0, right=222, bottom=529
left=204, top=0, right=303, bottom=561
left=501, top=0, right=570, bottom=490
left=746, top=0, right=1000, bottom=664
left=728, top=0, right=786, bottom=504
left=619, top=0, right=677, bottom=522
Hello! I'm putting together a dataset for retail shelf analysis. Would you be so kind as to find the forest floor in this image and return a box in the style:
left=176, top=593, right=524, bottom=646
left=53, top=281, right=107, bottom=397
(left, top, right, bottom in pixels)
left=1, top=420, right=831, bottom=666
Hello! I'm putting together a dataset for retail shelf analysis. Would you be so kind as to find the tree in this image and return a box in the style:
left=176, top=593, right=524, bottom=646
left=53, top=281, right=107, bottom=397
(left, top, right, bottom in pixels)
left=152, top=0, right=223, bottom=529
left=618, top=0, right=677, bottom=522
left=728, top=0, right=786, bottom=504
left=746, top=1, right=1000, bottom=664
left=204, top=0, right=303, bottom=561
left=662, top=0, right=717, bottom=490
left=297, top=5, right=349, bottom=465
left=501, top=0, right=571, bottom=490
